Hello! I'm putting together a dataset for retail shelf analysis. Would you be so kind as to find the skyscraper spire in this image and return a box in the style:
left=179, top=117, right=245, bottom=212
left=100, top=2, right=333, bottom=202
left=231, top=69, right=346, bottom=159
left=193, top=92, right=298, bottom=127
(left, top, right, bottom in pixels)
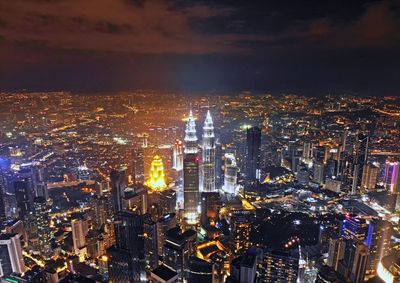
left=184, top=110, right=198, bottom=154
left=183, top=108, right=200, bottom=223
left=201, top=110, right=216, bottom=192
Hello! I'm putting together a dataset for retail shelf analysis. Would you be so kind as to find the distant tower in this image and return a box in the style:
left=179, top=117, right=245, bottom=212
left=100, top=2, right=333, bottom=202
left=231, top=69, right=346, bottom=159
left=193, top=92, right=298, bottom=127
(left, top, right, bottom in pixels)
left=222, top=153, right=238, bottom=195
left=173, top=139, right=184, bottom=171
left=351, top=133, right=369, bottom=195
left=201, top=110, right=216, bottom=192
left=110, top=167, right=127, bottom=214
left=245, top=126, right=261, bottom=183
left=184, top=110, right=199, bottom=223
left=145, top=155, right=167, bottom=192
left=132, top=148, right=145, bottom=184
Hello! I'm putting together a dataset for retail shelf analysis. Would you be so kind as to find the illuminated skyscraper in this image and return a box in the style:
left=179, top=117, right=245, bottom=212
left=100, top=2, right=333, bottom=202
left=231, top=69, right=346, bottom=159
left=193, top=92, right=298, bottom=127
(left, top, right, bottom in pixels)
left=384, top=160, right=400, bottom=194
left=201, top=110, right=216, bottom=192
left=222, top=153, right=238, bottom=195
left=183, top=110, right=199, bottom=223
left=33, top=197, right=51, bottom=259
left=361, top=163, right=379, bottom=191
left=145, top=155, right=167, bottom=192
left=173, top=139, right=184, bottom=171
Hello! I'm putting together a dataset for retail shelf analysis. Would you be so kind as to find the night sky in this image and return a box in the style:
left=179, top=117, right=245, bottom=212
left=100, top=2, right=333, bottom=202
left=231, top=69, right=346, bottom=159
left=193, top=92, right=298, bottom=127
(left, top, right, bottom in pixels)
left=1, top=0, right=399, bottom=95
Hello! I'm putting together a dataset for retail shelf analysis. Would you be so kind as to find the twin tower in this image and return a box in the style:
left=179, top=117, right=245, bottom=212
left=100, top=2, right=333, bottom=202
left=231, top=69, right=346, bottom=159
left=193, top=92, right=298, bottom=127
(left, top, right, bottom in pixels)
left=183, top=110, right=216, bottom=223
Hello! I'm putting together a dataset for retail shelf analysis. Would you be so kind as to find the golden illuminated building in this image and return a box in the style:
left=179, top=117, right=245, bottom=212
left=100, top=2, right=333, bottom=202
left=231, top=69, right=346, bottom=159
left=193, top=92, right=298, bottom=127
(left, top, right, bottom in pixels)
left=145, top=155, right=167, bottom=192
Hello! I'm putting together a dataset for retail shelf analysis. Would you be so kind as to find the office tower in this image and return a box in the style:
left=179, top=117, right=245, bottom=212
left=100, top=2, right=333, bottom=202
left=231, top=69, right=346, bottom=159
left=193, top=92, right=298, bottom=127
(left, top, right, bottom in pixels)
left=0, top=233, right=25, bottom=277
left=156, top=213, right=177, bottom=257
left=365, top=219, right=392, bottom=274
left=173, top=139, right=184, bottom=171
left=163, top=227, right=196, bottom=281
left=110, top=167, right=126, bottom=214
left=33, top=197, right=51, bottom=259
left=261, top=250, right=299, bottom=283
left=145, top=155, right=167, bottom=192
left=187, top=256, right=213, bottom=283
left=384, top=160, right=400, bottom=194
left=183, top=110, right=199, bottom=223
left=159, top=189, right=176, bottom=215
left=302, top=140, right=311, bottom=161
left=313, top=162, right=325, bottom=185
left=326, top=157, right=338, bottom=179
left=361, top=163, right=379, bottom=191
left=14, top=179, right=32, bottom=220
left=201, top=110, right=216, bottom=193
left=76, top=163, right=90, bottom=181
left=351, top=133, right=369, bottom=194
left=327, top=237, right=346, bottom=271
left=143, top=214, right=158, bottom=270
left=231, top=210, right=254, bottom=254
left=349, top=241, right=369, bottom=283
left=245, top=126, right=261, bottom=183
left=215, top=142, right=224, bottom=190
left=86, top=230, right=103, bottom=259
left=297, top=163, right=310, bottom=186
left=222, top=153, right=238, bottom=195
left=200, top=192, right=221, bottom=231
left=340, top=215, right=368, bottom=241
left=132, top=148, right=145, bottom=184
left=122, top=185, right=149, bottom=215
left=71, top=214, right=88, bottom=256
left=0, top=178, right=6, bottom=228
left=108, top=211, right=145, bottom=282
left=90, top=195, right=108, bottom=231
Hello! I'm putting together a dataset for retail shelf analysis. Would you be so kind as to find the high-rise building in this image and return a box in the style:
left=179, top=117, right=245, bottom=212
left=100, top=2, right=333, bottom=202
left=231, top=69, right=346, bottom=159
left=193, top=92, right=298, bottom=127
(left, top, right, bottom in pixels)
left=245, top=126, right=261, bottom=183
left=231, top=210, right=254, bottom=254
left=351, top=133, right=369, bottom=194
left=215, top=142, right=224, bottom=190
left=187, top=256, right=213, bottom=283
left=33, top=197, right=51, bottom=259
left=0, top=233, right=25, bottom=277
left=183, top=110, right=199, bottom=223
left=201, top=110, right=216, bottom=193
left=156, top=213, right=177, bottom=257
left=71, top=215, right=88, bottom=256
left=222, top=153, right=238, bottom=195
left=261, top=250, right=298, bottom=283
left=384, top=160, right=400, bottom=194
left=145, top=155, right=167, bottom=192
left=163, top=227, right=196, bottom=281
left=108, top=211, right=145, bottom=282
left=0, top=176, right=6, bottom=228
left=143, top=214, right=158, bottom=271
left=132, top=148, right=145, bottom=184
left=173, top=139, right=184, bottom=171
left=340, top=214, right=368, bottom=241
left=14, top=179, right=32, bottom=220
left=123, top=185, right=149, bottom=215
left=200, top=192, right=221, bottom=231
left=365, top=219, right=392, bottom=275
left=110, top=167, right=126, bottom=214
left=313, top=162, right=325, bottom=185
left=327, top=237, right=346, bottom=271
left=361, top=163, right=379, bottom=191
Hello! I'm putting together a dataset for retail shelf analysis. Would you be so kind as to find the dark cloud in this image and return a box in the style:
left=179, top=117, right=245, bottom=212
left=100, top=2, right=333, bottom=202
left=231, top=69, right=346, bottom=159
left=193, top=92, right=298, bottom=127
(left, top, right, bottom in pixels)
left=0, top=0, right=399, bottom=94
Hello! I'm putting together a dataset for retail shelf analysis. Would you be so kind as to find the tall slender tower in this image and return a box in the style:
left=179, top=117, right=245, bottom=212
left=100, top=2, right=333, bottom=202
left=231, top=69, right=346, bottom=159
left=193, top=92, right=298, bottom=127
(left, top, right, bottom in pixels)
left=183, top=110, right=199, bottom=223
left=201, top=110, right=216, bottom=192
